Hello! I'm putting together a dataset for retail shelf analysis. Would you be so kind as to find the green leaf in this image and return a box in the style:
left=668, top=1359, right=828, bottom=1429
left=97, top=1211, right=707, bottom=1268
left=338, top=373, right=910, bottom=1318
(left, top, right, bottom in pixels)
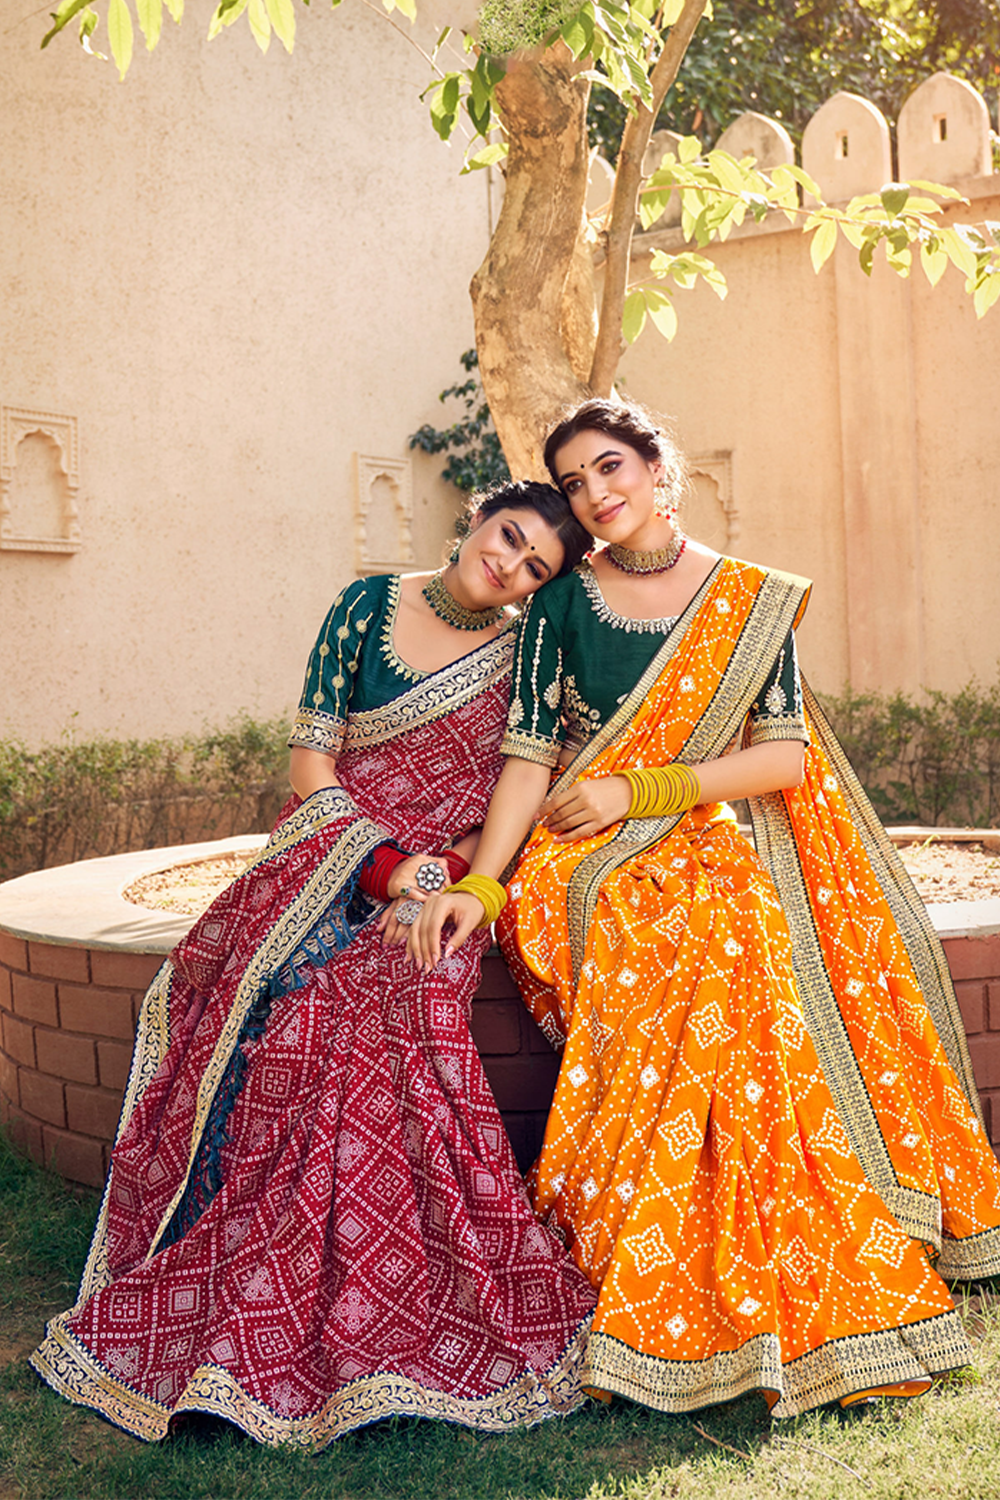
left=859, top=238, right=875, bottom=276
left=107, top=0, right=134, bottom=76
left=41, top=0, right=91, bottom=49
left=263, top=0, right=295, bottom=51
left=678, top=135, right=701, bottom=165
left=247, top=0, right=270, bottom=51
left=908, top=180, right=966, bottom=202
left=429, top=73, right=462, bottom=142
left=622, top=289, right=647, bottom=345
left=135, top=0, right=161, bottom=49
left=383, top=0, right=416, bottom=19
left=880, top=182, right=910, bottom=218
left=639, top=188, right=671, bottom=231
left=973, top=272, right=1000, bottom=317
left=646, top=295, right=678, bottom=341
left=461, top=142, right=508, bottom=174
left=208, top=0, right=246, bottom=36
left=163, top=0, right=183, bottom=19
left=941, top=226, right=979, bottom=279
left=560, top=12, right=592, bottom=57
left=809, top=216, right=837, bottom=273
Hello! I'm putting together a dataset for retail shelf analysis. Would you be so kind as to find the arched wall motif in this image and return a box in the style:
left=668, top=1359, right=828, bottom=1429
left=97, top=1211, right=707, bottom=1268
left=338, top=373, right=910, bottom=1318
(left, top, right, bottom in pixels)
left=688, top=452, right=738, bottom=546
left=353, top=454, right=415, bottom=575
left=0, top=407, right=81, bottom=554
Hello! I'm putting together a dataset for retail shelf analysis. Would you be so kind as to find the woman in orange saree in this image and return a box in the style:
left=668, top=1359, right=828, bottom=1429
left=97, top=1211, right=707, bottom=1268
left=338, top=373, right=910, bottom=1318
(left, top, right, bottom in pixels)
left=410, top=399, right=1000, bottom=1418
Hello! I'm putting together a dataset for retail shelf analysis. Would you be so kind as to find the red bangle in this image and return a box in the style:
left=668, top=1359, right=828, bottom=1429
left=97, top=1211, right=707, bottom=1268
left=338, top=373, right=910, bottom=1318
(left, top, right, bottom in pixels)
left=358, top=844, right=407, bottom=903
left=443, top=850, right=470, bottom=883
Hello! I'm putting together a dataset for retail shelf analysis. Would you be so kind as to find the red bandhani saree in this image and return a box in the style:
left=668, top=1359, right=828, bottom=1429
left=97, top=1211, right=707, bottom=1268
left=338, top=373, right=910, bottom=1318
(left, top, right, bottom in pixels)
left=498, top=557, right=1000, bottom=1417
left=32, top=638, right=594, bottom=1446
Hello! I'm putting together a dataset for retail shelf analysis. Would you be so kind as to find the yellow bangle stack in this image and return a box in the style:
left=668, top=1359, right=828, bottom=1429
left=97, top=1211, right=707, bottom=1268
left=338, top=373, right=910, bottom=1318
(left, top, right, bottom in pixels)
left=446, top=873, right=508, bottom=928
left=620, top=763, right=702, bottom=819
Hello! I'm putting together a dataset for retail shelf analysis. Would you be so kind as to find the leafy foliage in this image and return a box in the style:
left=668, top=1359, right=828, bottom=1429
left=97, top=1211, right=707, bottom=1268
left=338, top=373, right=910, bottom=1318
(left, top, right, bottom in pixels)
left=408, top=350, right=511, bottom=494
left=588, top=0, right=1000, bottom=154
left=0, top=716, right=290, bottom=882
left=820, top=674, right=1000, bottom=826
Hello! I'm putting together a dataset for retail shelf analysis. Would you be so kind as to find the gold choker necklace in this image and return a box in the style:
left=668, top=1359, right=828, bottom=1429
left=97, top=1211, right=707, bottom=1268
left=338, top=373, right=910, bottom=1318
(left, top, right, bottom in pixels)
left=606, top=532, right=687, bottom=575
left=422, top=568, right=506, bottom=631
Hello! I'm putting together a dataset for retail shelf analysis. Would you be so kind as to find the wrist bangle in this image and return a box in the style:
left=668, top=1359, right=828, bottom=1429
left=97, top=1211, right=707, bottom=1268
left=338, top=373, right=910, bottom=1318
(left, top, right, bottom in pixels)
left=446, top=873, right=507, bottom=927
left=620, top=763, right=701, bottom=819
left=443, top=850, right=471, bottom=883
left=358, top=843, right=407, bottom=903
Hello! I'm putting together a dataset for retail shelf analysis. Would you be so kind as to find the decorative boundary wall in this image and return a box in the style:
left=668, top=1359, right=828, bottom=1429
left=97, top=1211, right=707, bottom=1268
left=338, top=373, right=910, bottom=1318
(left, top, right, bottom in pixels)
left=1, top=923, right=998, bottom=1189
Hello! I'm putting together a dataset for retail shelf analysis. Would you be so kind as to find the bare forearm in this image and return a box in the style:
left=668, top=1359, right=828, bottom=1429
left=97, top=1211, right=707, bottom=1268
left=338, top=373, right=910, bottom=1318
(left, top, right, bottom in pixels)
left=288, top=746, right=343, bottom=800
left=468, top=757, right=553, bottom=879
left=692, top=739, right=805, bottom=804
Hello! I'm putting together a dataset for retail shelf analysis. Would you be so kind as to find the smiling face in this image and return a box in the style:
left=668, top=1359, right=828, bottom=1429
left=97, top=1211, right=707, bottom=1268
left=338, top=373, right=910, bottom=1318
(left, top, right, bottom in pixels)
left=553, top=429, right=668, bottom=549
left=451, top=506, right=566, bottom=610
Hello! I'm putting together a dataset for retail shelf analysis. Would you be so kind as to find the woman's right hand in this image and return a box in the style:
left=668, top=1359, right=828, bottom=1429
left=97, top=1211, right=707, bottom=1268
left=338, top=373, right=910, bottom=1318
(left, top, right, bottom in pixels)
left=406, top=891, right=485, bottom=972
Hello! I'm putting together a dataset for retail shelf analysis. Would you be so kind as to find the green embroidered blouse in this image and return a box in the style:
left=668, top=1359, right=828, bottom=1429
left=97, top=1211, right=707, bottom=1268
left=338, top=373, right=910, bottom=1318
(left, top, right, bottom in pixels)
left=288, top=574, right=515, bottom=758
left=500, top=561, right=808, bottom=768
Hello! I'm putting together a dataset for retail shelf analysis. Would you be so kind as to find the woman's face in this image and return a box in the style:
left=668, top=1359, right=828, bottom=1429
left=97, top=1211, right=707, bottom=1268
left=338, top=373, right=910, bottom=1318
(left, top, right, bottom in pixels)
left=553, top=429, right=662, bottom=544
left=454, top=506, right=565, bottom=607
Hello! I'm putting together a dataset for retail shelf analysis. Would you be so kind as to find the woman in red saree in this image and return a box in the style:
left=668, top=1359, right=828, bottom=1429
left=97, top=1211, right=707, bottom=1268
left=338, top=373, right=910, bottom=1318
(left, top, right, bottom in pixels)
left=411, top=400, right=1000, bottom=1418
left=31, top=482, right=596, bottom=1447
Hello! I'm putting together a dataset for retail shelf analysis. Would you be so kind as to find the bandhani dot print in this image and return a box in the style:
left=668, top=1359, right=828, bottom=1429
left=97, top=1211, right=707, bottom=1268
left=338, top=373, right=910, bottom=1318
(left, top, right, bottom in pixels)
left=497, top=556, right=1000, bottom=1419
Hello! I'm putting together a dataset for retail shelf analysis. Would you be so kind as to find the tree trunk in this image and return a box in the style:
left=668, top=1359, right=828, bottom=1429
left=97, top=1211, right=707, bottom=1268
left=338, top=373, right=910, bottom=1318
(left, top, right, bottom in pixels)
left=471, top=43, right=594, bottom=479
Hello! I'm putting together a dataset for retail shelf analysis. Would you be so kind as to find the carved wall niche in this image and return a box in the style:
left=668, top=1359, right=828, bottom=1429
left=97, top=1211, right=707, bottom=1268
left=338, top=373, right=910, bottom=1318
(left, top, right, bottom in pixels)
left=687, top=453, right=738, bottom=548
left=0, top=407, right=82, bottom=554
left=353, top=454, right=415, bottom=574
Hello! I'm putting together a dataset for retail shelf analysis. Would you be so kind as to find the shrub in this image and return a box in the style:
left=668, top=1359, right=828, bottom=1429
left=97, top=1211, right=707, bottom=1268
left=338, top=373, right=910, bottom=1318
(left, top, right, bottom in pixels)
left=0, top=716, right=290, bottom=882
left=819, top=676, right=1000, bottom=828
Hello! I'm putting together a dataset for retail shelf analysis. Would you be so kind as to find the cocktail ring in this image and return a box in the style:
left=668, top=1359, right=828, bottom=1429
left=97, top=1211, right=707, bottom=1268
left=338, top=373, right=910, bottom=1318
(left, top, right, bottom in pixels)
left=416, top=861, right=447, bottom=893
left=395, top=899, right=423, bottom=926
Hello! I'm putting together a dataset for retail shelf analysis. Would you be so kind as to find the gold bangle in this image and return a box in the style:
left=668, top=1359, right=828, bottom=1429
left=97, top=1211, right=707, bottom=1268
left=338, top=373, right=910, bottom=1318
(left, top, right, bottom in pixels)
left=445, top=873, right=508, bottom=927
left=620, top=763, right=701, bottom=819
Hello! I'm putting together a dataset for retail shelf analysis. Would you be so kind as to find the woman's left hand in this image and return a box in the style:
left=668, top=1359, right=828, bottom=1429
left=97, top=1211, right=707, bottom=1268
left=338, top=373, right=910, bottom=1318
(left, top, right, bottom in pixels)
left=541, top=775, right=632, bottom=842
left=386, top=853, right=450, bottom=901
left=379, top=897, right=420, bottom=947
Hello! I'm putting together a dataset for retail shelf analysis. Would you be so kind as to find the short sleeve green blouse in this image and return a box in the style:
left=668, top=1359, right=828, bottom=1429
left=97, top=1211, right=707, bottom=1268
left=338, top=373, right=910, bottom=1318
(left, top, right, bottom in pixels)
left=288, top=575, right=445, bottom=757
left=500, top=561, right=807, bottom=768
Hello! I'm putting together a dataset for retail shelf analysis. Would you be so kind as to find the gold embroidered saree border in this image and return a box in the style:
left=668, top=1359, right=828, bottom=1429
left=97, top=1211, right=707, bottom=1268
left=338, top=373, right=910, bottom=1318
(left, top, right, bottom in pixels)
left=341, top=631, right=514, bottom=751
left=561, top=563, right=812, bottom=980
left=802, top=683, right=982, bottom=1118
left=74, top=788, right=387, bottom=1302
left=31, top=1311, right=592, bottom=1448
left=585, top=1308, right=970, bottom=1420
left=747, top=787, right=944, bottom=1247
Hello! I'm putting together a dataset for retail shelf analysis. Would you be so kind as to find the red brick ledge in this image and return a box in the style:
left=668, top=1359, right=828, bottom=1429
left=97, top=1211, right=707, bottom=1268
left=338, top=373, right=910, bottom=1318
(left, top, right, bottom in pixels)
left=1, top=843, right=998, bottom=1187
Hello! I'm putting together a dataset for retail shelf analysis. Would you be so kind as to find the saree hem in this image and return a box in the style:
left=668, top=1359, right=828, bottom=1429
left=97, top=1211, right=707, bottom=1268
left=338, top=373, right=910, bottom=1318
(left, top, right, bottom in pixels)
left=583, top=1309, right=971, bottom=1420
left=31, top=1313, right=593, bottom=1448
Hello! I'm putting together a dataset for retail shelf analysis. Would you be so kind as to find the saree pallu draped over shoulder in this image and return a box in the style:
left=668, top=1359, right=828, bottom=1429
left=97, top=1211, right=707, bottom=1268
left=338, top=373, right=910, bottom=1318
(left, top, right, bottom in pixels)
left=498, top=557, right=1000, bottom=1418
left=31, top=636, right=595, bottom=1447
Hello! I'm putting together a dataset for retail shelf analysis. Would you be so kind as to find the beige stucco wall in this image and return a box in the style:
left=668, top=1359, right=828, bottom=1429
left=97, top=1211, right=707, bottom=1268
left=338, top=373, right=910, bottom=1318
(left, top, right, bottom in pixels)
left=621, top=82, right=1000, bottom=699
left=1, top=2, right=489, bottom=747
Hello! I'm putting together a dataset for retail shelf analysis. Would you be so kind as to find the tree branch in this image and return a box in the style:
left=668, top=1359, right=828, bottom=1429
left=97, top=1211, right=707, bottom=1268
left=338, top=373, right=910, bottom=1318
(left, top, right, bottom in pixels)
left=588, top=0, right=709, bottom=394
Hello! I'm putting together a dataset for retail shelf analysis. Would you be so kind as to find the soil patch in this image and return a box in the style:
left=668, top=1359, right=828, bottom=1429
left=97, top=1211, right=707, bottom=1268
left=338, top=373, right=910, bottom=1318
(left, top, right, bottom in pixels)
left=122, top=840, right=1000, bottom=920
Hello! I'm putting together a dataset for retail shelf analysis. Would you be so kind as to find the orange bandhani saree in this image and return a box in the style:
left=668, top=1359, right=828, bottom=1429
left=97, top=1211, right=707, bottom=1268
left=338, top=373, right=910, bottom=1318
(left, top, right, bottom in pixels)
left=497, top=557, right=1000, bottom=1417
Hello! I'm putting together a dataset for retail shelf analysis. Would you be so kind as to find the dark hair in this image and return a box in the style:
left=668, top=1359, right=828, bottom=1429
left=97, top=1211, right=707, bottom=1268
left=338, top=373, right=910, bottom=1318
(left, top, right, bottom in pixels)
left=463, top=479, right=591, bottom=577
left=543, top=397, right=687, bottom=512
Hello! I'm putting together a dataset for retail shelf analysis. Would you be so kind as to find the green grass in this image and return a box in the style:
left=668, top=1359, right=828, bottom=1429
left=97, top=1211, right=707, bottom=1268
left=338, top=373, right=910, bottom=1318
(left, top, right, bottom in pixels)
left=2, top=1128, right=999, bottom=1500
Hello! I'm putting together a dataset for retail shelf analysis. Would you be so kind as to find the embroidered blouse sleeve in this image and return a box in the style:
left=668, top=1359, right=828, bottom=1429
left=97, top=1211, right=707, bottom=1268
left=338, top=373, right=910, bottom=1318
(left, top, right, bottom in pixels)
left=500, top=592, right=565, bottom=767
left=747, top=629, right=810, bottom=745
left=288, top=580, right=380, bottom=758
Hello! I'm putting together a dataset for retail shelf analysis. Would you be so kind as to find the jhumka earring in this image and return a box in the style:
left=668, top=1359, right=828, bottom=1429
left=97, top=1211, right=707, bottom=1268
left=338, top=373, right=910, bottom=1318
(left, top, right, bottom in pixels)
left=653, top=483, right=677, bottom=520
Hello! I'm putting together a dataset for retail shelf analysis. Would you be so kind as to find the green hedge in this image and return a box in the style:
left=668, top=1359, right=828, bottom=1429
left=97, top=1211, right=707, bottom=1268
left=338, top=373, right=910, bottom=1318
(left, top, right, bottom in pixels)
left=0, top=716, right=290, bottom=883
left=817, top=676, right=1000, bottom=829
left=1, top=677, right=997, bottom=885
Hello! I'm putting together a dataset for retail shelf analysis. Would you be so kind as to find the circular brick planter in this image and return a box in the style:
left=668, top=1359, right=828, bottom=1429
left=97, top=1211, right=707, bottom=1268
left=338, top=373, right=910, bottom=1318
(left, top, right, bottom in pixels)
left=1, top=839, right=998, bottom=1188
left=0, top=839, right=558, bottom=1185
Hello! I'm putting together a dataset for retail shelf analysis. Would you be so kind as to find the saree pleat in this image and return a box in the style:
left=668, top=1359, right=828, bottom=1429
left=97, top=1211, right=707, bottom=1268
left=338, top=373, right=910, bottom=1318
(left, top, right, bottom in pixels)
left=32, top=643, right=594, bottom=1446
left=497, top=557, right=1000, bottom=1417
